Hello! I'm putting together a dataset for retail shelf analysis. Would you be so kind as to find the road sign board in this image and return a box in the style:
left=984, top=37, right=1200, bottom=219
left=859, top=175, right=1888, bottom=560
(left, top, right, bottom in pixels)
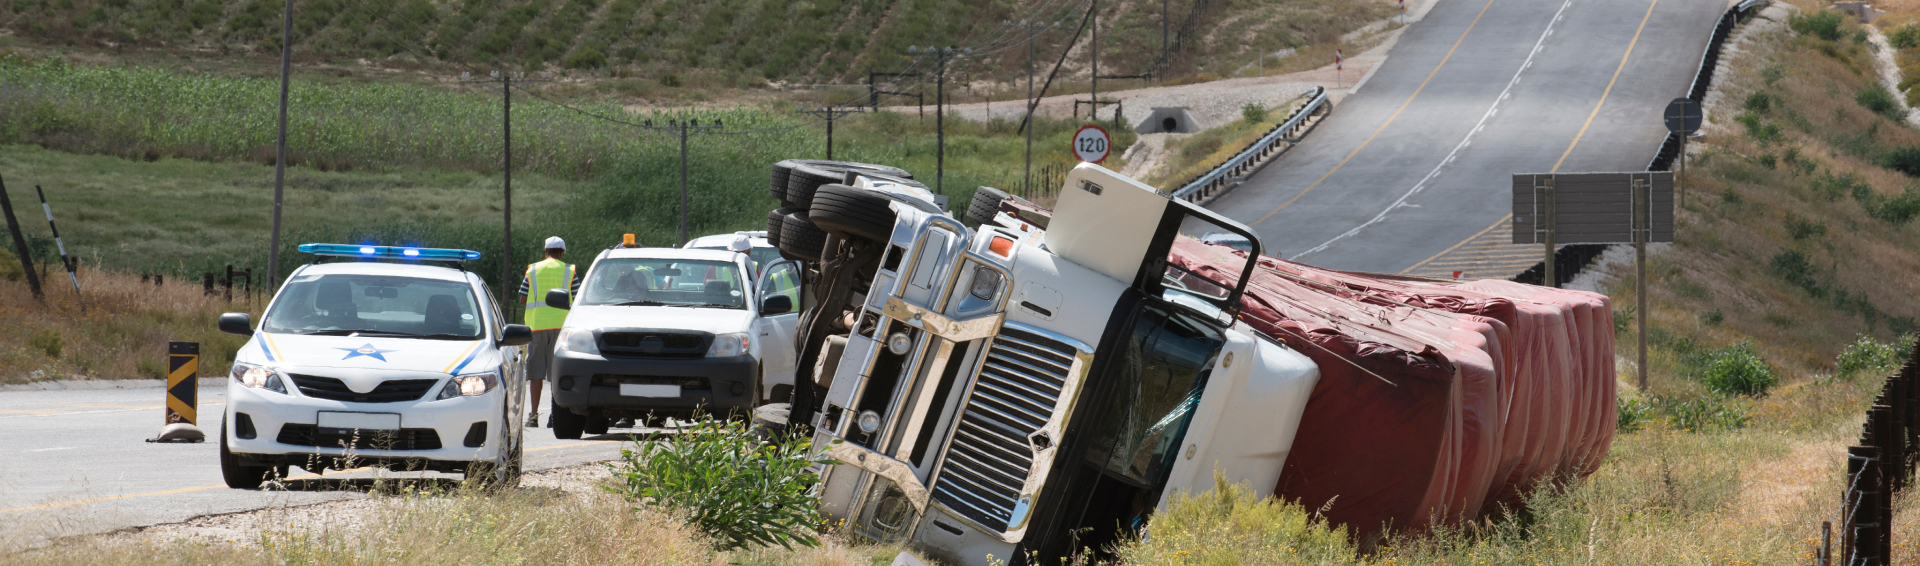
left=167, top=342, right=198, bottom=425
left=1073, top=125, right=1111, bottom=163
left=1511, top=172, right=1674, bottom=244
left=1664, top=98, right=1702, bottom=134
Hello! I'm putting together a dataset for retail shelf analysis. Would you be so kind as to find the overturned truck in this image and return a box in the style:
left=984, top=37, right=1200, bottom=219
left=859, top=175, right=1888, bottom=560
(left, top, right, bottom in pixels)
left=761, top=160, right=1615, bottom=565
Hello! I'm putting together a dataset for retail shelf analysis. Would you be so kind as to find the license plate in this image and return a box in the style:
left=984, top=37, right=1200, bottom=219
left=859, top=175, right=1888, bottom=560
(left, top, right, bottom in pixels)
left=317, top=411, right=401, bottom=430
left=619, top=384, right=680, bottom=397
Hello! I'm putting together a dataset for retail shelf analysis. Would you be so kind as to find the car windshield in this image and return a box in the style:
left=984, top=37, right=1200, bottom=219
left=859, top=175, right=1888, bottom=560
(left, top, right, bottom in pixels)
left=262, top=273, right=484, bottom=338
left=578, top=258, right=745, bottom=309
left=692, top=245, right=782, bottom=273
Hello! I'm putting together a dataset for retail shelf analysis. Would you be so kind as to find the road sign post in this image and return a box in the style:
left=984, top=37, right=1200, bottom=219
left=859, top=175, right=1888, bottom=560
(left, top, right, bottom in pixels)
left=1513, top=172, right=1674, bottom=392
left=1664, top=98, right=1702, bottom=206
left=167, top=342, right=198, bottom=426
left=1073, top=125, right=1111, bottom=163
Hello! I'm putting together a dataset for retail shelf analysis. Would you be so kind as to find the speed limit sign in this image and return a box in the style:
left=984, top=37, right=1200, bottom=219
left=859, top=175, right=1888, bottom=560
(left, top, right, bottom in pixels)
left=1073, top=125, right=1111, bottom=163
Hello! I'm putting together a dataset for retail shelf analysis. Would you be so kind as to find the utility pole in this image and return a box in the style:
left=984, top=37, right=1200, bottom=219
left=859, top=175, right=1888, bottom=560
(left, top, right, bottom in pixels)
left=1006, top=20, right=1052, bottom=194
left=643, top=119, right=724, bottom=246
left=463, top=70, right=552, bottom=302
left=1021, top=5, right=1096, bottom=135
left=867, top=72, right=921, bottom=111
left=267, top=0, right=293, bottom=293
left=0, top=174, right=42, bottom=300
left=909, top=46, right=967, bottom=197
left=1162, top=0, right=1169, bottom=69
left=798, top=105, right=868, bottom=160
left=1091, top=0, right=1099, bottom=121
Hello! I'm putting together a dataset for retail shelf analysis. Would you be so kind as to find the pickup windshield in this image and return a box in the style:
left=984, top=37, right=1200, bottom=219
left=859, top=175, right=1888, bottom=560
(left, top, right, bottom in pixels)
left=262, top=274, right=484, bottom=338
left=578, top=258, right=745, bottom=309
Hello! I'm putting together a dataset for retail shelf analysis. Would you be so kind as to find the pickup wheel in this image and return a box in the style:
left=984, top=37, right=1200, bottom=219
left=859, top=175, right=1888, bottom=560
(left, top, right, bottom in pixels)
left=550, top=402, right=584, bottom=440
left=967, top=186, right=1011, bottom=225
left=583, top=413, right=610, bottom=436
left=811, top=184, right=897, bottom=243
left=778, top=210, right=829, bottom=262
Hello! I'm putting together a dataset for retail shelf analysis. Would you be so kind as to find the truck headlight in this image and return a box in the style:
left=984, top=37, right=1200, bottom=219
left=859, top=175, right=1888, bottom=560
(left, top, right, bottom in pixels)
left=707, top=333, right=750, bottom=358
left=555, top=327, right=599, bottom=356
left=231, top=363, right=286, bottom=394
left=969, top=268, right=1002, bottom=301
left=438, top=370, right=500, bottom=400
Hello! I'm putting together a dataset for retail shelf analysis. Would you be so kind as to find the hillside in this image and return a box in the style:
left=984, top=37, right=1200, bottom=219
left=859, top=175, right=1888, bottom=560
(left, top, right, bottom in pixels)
left=0, top=0, right=1393, bottom=91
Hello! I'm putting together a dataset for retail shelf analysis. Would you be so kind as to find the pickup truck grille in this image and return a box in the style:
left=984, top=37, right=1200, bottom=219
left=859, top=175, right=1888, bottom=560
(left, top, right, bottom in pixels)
left=931, top=325, right=1077, bottom=532
left=600, top=331, right=709, bottom=358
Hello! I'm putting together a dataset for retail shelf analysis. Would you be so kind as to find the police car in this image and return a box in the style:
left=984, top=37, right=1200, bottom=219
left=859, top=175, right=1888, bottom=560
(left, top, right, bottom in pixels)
left=215, top=244, right=534, bottom=489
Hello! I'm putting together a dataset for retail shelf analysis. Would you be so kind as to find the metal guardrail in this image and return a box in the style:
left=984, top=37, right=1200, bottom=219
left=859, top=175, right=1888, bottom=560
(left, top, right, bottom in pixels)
left=1170, top=86, right=1329, bottom=203
left=1512, top=0, right=1768, bottom=286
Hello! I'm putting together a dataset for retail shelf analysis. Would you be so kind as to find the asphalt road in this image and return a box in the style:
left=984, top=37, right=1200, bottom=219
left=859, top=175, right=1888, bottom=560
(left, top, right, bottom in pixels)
left=0, top=381, right=632, bottom=548
left=1210, top=0, right=1729, bottom=277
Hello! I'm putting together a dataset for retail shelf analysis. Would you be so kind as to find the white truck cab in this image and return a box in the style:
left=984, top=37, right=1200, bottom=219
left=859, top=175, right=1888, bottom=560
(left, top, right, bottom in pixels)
left=539, top=246, right=804, bottom=437
left=216, top=244, right=533, bottom=489
left=765, top=162, right=1320, bottom=565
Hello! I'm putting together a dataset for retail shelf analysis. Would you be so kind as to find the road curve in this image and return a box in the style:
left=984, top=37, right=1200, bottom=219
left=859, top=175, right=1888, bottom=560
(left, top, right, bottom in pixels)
left=1208, top=0, right=1729, bottom=278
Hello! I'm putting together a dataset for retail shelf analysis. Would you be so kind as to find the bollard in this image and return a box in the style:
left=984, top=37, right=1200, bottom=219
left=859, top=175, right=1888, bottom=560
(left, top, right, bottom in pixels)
left=150, top=342, right=206, bottom=443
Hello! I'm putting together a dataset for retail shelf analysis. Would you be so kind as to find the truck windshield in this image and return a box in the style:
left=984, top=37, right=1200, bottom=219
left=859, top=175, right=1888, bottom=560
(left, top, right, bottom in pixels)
left=1084, top=301, right=1224, bottom=486
left=262, top=274, right=484, bottom=338
left=578, top=258, right=745, bottom=309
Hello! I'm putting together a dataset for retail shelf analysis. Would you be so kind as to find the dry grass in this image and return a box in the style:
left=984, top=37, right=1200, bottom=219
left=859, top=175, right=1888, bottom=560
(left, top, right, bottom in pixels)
left=0, top=263, right=256, bottom=384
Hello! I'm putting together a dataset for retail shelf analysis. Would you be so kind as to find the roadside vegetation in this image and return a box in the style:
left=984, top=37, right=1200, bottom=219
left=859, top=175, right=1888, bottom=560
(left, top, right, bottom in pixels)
left=0, top=260, right=253, bottom=384
left=1139, top=97, right=1311, bottom=189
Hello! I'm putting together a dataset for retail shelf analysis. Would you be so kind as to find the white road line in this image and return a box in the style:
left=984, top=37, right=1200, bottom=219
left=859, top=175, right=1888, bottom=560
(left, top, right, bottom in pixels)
left=0, top=402, right=225, bottom=420
left=1294, top=0, right=1577, bottom=260
left=26, top=447, right=75, bottom=452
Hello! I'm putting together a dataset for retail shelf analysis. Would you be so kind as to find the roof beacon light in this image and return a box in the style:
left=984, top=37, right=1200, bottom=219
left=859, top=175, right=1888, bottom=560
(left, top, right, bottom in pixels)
left=299, top=243, right=482, bottom=262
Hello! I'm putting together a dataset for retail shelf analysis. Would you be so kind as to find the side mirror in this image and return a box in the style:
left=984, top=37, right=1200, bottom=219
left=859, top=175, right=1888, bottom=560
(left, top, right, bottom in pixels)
left=218, top=312, right=253, bottom=336
left=761, top=295, right=793, bottom=316
left=499, top=324, right=534, bottom=347
left=545, top=288, right=571, bottom=310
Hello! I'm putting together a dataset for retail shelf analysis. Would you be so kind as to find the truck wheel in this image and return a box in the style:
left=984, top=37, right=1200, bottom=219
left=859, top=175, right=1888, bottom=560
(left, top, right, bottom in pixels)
left=783, top=163, right=848, bottom=211
left=778, top=211, right=829, bottom=262
left=219, top=417, right=273, bottom=489
left=550, top=402, right=584, bottom=440
left=967, top=186, right=1011, bottom=225
left=766, top=208, right=791, bottom=250
left=811, top=183, right=897, bottom=243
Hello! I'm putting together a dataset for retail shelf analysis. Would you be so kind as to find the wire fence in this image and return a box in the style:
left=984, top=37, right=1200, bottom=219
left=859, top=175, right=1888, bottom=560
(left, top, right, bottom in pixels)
left=1826, top=339, right=1920, bottom=566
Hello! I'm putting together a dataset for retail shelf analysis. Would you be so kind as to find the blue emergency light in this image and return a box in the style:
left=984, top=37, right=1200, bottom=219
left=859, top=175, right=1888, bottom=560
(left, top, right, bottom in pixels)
left=298, top=243, right=482, bottom=261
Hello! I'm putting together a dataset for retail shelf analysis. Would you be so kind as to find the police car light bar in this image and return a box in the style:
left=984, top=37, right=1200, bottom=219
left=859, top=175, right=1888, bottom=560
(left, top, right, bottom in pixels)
left=297, top=243, right=482, bottom=261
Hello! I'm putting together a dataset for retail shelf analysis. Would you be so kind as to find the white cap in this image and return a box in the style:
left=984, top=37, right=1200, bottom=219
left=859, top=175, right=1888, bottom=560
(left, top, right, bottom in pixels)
left=728, top=235, right=751, bottom=253
left=544, top=236, right=566, bottom=250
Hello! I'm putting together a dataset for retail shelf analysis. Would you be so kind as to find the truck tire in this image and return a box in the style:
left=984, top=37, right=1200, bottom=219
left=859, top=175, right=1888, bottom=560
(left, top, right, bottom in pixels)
left=811, top=184, right=897, bottom=243
left=583, top=413, right=610, bottom=436
left=783, top=163, right=847, bottom=211
left=967, top=186, right=1011, bottom=225
left=770, top=165, right=794, bottom=203
left=766, top=208, right=790, bottom=250
left=778, top=210, right=829, bottom=262
left=550, top=402, right=584, bottom=440
left=220, top=417, right=275, bottom=489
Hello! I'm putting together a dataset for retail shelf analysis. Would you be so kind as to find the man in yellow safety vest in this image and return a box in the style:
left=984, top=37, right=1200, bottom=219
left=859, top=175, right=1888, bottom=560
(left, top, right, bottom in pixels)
left=518, top=236, right=578, bottom=428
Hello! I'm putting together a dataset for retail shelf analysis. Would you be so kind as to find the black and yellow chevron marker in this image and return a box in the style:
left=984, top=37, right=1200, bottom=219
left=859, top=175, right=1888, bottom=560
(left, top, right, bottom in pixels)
left=166, top=342, right=198, bottom=425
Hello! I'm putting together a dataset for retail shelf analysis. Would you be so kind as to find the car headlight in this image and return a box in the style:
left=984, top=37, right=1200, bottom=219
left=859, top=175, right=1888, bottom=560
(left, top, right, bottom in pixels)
left=707, top=332, right=750, bottom=358
left=438, top=370, right=500, bottom=400
left=231, top=363, right=286, bottom=394
left=555, top=327, right=599, bottom=356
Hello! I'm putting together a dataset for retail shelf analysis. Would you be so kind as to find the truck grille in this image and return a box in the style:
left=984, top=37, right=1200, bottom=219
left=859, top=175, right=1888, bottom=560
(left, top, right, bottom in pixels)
left=931, top=325, right=1077, bottom=532
left=287, top=374, right=438, bottom=403
left=600, top=331, right=709, bottom=358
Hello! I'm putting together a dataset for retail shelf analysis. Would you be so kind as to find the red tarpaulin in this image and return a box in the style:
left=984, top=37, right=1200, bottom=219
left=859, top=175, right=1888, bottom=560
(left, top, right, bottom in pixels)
left=1169, top=239, right=1615, bottom=539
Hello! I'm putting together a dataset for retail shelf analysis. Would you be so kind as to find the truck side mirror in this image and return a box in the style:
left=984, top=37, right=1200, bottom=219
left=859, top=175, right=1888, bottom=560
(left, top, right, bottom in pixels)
left=499, top=324, right=534, bottom=347
left=218, top=312, right=253, bottom=337
left=761, top=295, right=793, bottom=316
left=545, top=288, right=571, bottom=310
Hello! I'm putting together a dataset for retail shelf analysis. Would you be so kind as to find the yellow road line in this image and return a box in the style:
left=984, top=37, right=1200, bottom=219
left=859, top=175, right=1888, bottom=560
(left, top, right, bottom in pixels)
left=1251, top=0, right=1500, bottom=227
left=1404, top=0, right=1659, bottom=275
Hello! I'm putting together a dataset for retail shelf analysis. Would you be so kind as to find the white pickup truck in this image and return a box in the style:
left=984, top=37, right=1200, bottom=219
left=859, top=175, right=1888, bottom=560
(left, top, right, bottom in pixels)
left=764, top=161, right=1321, bottom=565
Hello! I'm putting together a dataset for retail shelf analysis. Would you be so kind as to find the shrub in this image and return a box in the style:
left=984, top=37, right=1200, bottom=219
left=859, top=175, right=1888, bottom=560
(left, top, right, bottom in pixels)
left=0, top=247, right=22, bottom=282
left=1700, top=308, right=1725, bottom=326
left=1109, top=472, right=1354, bottom=565
left=1744, top=91, right=1774, bottom=113
left=659, top=72, right=682, bottom=87
left=1857, top=85, right=1902, bottom=120
left=1700, top=342, right=1777, bottom=396
left=605, top=416, right=830, bottom=550
left=28, top=328, right=62, bottom=359
left=1785, top=213, right=1827, bottom=239
left=1614, top=304, right=1635, bottom=335
left=1240, top=102, right=1268, bottom=124
left=1769, top=249, right=1821, bottom=295
left=1837, top=334, right=1908, bottom=377
left=1790, top=11, right=1846, bottom=41
left=563, top=46, right=607, bottom=69
left=1895, top=24, right=1920, bottom=48
left=1870, top=187, right=1920, bottom=223
left=1618, top=396, right=1653, bottom=433
left=1661, top=397, right=1752, bottom=432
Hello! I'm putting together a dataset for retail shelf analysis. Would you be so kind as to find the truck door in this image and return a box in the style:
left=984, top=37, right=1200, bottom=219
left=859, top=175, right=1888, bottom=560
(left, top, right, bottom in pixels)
left=756, top=260, right=804, bottom=402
